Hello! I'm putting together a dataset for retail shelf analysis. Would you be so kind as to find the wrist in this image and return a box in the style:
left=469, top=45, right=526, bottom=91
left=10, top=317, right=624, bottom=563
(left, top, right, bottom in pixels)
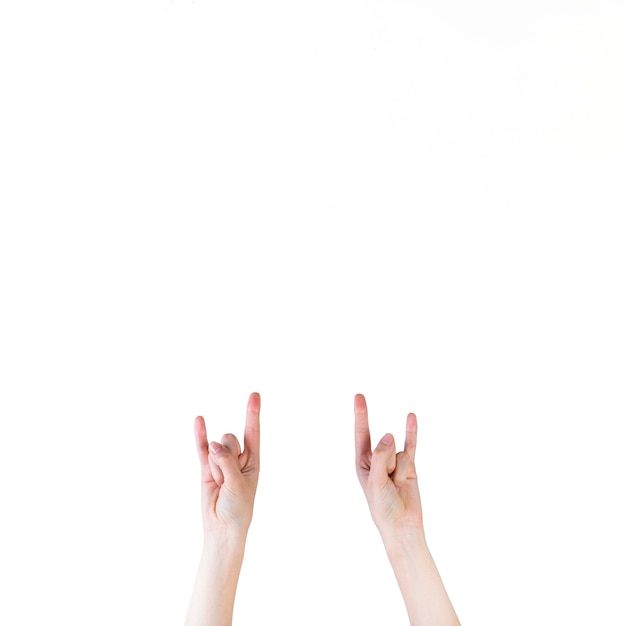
left=202, top=529, right=248, bottom=557
left=186, top=529, right=246, bottom=626
left=379, top=524, right=428, bottom=559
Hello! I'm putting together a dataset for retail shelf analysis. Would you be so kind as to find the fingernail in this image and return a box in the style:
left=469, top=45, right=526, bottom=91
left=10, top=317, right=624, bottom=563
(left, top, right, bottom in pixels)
left=381, top=434, right=393, bottom=446
left=209, top=441, right=222, bottom=453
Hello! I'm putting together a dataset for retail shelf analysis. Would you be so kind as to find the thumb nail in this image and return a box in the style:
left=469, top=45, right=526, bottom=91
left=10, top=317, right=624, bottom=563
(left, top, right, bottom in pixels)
left=381, top=434, right=393, bottom=446
left=209, top=441, right=222, bottom=453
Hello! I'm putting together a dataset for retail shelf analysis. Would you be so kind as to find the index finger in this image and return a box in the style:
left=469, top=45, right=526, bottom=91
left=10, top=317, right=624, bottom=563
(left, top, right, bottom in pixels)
left=194, top=415, right=209, bottom=467
left=354, top=393, right=371, bottom=462
left=243, top=392, right=261, bottom=461
left=404, top=412, right=417, bottom=463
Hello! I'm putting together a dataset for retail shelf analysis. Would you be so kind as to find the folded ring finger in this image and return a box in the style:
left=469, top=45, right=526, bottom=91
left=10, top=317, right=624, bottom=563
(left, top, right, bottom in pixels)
left=220, top=433, right=241, bottom=457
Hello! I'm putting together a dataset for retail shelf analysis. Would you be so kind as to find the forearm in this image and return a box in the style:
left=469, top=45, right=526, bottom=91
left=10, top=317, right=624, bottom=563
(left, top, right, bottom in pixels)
left=184, top=533, right=246, bottom=626
left=381, top=528, right=460, bottom=626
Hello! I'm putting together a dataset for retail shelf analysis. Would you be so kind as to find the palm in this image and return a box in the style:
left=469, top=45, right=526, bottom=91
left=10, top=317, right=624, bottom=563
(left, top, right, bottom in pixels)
left=201, top=449, right=258, bottom=528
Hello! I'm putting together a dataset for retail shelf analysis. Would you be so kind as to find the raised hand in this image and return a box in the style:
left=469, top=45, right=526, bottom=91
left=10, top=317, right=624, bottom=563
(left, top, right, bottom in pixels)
left=194, top=392, right=261, bottom=539
left=354, top=393, right=424, bottom=537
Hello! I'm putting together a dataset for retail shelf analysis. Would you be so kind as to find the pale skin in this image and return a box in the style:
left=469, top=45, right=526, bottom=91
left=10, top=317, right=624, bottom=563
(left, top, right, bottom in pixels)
left=184, top=392, right=460, bottom=626
left=184, top=392, right=260, bottom=626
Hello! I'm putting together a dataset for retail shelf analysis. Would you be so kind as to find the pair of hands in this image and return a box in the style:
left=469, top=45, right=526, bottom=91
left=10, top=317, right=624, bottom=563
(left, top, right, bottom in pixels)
left=194, top=392, right=424, bottom=540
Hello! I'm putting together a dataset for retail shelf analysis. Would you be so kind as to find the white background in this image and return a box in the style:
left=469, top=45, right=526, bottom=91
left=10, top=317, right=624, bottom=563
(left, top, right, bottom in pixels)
left=1, top=1, right=625, bottom=624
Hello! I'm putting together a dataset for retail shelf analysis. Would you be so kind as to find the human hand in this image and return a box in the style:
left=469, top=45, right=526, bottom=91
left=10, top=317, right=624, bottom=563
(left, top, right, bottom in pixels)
left=194, top=392, right=261, bottom=540
left=354, top=393, right=424, bottom=539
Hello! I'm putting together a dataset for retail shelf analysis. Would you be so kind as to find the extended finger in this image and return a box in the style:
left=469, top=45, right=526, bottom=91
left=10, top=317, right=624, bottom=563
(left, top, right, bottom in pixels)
left=196, top=415, right=215, bottom=483
left=243, top=392, right=261, bottom=463
left=370, top=433, right=397, bottom=489
left=354, top=394, right=372, bottom=464
left=195, top=416, right=209, bottom=468
left=404, top=412, right=417, bottom=462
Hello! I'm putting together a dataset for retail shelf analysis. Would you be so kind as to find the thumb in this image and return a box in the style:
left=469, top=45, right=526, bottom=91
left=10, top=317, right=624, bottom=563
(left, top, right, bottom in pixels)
left=209, top=442, right=243, bottom=488
left=370, top=433, right=396, bottom=489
